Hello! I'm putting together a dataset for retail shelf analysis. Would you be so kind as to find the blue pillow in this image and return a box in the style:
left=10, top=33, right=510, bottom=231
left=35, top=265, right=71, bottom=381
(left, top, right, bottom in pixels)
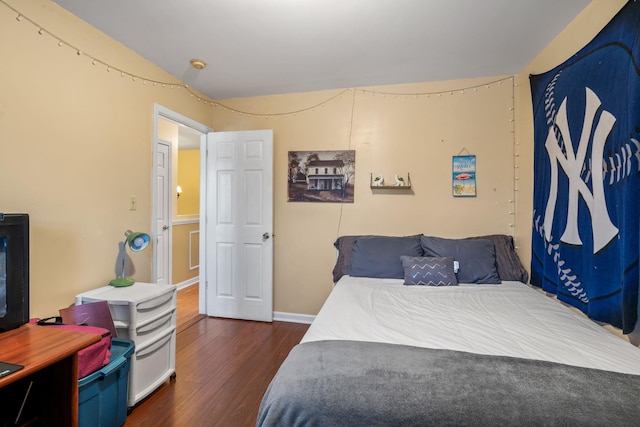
left=420, top=236, right=500, bottom=284
left=350, top=235, right=423, bottom=279
left=401, top=256, right=458, bottom=286
left=464, top=234, right=528, bottom=282
left=332, top=235, right=377, bottom=282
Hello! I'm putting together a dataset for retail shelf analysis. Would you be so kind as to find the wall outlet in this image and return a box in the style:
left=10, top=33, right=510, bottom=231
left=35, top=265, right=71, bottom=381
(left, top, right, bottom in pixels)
left=129, top=195, right=137, bottom=211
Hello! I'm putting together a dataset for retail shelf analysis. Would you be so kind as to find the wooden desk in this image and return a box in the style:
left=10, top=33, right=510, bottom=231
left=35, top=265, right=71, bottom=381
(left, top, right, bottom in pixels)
left=0, top=324, right=100, bottom=426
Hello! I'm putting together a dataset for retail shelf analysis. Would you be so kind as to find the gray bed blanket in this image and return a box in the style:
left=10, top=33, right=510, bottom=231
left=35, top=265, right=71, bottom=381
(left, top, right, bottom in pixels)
left=257, top=340, right=640, bottom=426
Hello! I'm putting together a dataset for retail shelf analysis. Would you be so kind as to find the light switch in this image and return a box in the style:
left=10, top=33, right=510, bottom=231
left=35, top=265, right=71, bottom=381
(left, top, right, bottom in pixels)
left=129, top=195, right=137, bottom=210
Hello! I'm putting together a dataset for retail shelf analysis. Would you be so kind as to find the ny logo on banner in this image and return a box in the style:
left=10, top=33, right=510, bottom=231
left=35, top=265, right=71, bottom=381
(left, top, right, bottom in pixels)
left=543, top=87, right=618, bottom=254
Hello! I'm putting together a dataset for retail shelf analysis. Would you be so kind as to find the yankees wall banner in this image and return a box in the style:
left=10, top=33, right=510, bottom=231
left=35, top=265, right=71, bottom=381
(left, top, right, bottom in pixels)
left=530, top=0, right=640, bottom=333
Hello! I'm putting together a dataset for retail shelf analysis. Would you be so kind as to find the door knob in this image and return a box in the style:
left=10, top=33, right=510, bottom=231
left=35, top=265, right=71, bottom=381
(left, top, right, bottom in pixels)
left=263, top=232, right=271, bottom=240
left=162, top=225, right=170, bottom=231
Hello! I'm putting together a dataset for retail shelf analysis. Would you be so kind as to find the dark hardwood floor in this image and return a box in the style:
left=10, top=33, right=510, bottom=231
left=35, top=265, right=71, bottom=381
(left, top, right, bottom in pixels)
left=175, top=283, right=206, bottom=334
left=124, top=285, right=309, bottom=426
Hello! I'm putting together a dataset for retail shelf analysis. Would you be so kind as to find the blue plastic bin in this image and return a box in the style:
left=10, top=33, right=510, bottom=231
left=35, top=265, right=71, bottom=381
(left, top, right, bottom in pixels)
left=79, top=338, right=135, bottom=427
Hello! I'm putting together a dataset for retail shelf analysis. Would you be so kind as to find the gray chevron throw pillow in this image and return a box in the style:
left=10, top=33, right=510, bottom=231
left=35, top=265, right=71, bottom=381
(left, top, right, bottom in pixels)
left=400, top=256, right=458, bottom=286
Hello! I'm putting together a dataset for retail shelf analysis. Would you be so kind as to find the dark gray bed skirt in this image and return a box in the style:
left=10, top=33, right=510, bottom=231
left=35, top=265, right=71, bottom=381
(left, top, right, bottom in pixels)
left=257, top=340, right=640, bottom=426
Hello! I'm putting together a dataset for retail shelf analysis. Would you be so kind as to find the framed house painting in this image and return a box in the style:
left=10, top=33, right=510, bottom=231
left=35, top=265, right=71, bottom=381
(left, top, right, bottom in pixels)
left=288, top=150, right=355, bottom=202
left=452, top=155, right=476, bottom=197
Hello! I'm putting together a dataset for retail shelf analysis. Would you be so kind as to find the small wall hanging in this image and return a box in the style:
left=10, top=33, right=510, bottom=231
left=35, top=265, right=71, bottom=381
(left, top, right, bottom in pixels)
left=369, top=173, right=412, bottom=190
left=452, top=151, right=476, bottom=197
left=288, top=150, right=355, bottom=203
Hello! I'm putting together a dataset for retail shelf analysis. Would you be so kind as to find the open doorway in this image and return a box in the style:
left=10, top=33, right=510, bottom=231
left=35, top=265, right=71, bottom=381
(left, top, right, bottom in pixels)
left=153, top=105, right=211, bottom=320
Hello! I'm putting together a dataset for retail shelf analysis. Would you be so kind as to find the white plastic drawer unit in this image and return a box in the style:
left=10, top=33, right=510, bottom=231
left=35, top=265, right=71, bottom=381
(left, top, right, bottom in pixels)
left=75, top=282, right=177, bottom=407
left=115, top=307, right=175, bottom=347
left=76, top=282, right=176, bottom=327
left=129, top=326, right=176, bottom=407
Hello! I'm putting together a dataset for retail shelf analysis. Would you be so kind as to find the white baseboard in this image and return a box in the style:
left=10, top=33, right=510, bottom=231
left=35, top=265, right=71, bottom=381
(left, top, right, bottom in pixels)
left=273, top=311, right=315, bottom=324
left=174, top=284, right=313, bottom=324
left=176, top=277, right=199, bottom=290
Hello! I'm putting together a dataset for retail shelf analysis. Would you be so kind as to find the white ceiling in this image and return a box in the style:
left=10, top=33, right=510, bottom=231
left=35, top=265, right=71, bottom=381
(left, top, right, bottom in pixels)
left=53, top=0, right=591, bottom=100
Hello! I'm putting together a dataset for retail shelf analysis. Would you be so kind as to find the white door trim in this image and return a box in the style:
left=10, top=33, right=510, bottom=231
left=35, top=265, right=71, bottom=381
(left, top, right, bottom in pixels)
left=199, top=134, right=208, bottom=315
left=152, top=105, right=211, bottom=313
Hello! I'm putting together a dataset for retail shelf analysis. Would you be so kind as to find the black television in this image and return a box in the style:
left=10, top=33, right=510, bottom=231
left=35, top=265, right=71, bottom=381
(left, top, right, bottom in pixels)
left=0, top=213, right=29, bottom=332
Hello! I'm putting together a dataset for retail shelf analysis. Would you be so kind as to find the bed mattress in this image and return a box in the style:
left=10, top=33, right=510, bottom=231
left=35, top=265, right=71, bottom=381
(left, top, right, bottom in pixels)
left=302, top=276, right=640, bottom=375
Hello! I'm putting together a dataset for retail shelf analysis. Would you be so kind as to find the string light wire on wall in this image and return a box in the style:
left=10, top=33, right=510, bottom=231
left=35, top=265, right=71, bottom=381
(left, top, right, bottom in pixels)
left=4, top=0, right=519, bottom=242
left=334, top=88, right=358, bottom=239
left=510, top=78, right=519, bottom=248
left=4, top=0, right=515, bottom=117
left=3, top=1, right=210, bottom=102
left=213, top=78, right=516, bottom=118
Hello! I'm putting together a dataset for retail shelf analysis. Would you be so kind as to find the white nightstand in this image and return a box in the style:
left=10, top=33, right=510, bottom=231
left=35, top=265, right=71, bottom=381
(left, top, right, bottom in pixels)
left=75, top=282, right=177, bottom=408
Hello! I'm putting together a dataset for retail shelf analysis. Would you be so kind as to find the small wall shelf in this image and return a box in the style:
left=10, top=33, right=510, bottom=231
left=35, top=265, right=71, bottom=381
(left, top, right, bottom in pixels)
left=370, top=173, right=412, bottom=190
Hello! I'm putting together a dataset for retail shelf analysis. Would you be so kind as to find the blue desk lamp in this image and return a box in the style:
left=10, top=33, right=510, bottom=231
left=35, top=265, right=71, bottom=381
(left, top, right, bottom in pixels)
left=110, top=230, right=150, bottom=287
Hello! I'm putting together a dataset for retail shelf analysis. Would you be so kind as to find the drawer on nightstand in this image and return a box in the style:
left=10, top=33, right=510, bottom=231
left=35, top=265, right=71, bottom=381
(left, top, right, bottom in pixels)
left=111, top=291, right=176, bottom=325
left=129, top=326, right=176, bottom=407
left=75, top=282, right=177, bottom=326
left=115, top=308, right=175, bottom=347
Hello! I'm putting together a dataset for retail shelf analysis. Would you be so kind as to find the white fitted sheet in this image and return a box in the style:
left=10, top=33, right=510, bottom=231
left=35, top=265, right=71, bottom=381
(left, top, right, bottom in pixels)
left=302, top=276, right=640, bottom=375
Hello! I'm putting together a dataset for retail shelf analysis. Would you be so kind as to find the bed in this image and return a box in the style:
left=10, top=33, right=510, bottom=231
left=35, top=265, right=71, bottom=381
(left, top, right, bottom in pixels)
left=257, top=234, right=640, bottom=426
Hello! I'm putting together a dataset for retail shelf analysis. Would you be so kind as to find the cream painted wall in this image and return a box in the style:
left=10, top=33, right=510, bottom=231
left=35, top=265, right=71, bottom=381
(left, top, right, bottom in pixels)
left=172, top=222, right=199, bottom=285
left=158, top=119, right=179, bottom=144
left=2, top=0, right=623, bottom=320
left=0, top=0, right=212, bottom=317
left=177, top=150, right=200, bottom=216
left=213, top=77, right=518, bottom=315
left=213, top=0, right=628, bottom=317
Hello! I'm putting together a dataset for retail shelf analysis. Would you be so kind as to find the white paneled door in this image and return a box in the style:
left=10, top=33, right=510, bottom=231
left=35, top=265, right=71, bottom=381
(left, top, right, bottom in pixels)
left=155, top=140, right=171, bottom=285
left=202, top=130, right=273, bottom=322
